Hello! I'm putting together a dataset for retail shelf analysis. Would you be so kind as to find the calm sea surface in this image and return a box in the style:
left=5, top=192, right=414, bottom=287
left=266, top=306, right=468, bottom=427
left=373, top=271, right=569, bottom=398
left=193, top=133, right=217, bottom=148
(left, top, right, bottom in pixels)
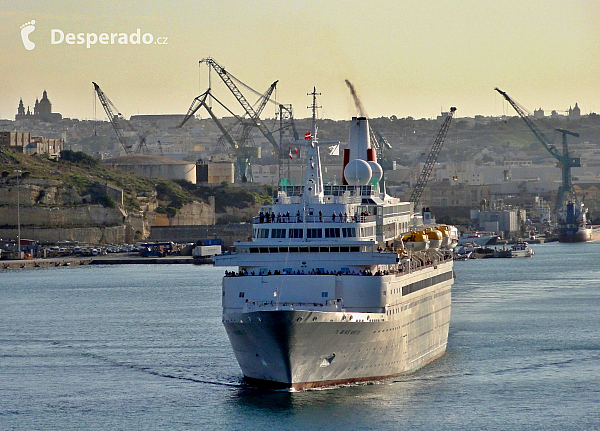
left=1, top=242, right=600, bottom=430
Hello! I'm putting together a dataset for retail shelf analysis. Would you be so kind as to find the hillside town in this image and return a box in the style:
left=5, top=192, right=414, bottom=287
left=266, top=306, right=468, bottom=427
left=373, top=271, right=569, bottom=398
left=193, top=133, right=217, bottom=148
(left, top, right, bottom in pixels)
left=2, top=88, right=600, bottom=261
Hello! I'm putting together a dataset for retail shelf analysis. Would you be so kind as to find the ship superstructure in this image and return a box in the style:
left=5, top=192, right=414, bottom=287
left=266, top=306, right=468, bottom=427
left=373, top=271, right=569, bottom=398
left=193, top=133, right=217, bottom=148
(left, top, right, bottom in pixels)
left=214, top=90, right=457, bottom=390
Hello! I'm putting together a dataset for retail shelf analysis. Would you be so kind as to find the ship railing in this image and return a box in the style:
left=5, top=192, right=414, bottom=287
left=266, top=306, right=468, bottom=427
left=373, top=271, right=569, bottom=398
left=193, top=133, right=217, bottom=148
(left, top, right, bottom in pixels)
left=252, top=214, right=376, bottom=224
left=243, top=299, right=343, bottom=313
left=223, top=253, right=453, bottom=279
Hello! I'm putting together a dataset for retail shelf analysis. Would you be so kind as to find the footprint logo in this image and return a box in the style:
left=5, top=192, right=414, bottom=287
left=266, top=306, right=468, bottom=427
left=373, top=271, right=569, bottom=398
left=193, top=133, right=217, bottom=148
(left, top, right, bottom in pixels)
left=20, top=20, right=36, bottom=51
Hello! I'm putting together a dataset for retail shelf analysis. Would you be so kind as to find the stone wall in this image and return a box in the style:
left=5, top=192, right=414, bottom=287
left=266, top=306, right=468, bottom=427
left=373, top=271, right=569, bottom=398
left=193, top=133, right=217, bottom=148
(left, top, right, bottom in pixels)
left=0, top=205, right=126, bottom=228
left=0, top=225, right=126, bottom=244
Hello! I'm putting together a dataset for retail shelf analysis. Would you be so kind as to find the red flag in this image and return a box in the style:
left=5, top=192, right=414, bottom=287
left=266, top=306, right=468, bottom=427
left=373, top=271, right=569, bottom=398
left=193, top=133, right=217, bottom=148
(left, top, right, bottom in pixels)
left=289, top=149, right=293, bottom=160
left=304, top=131, right=312, bottom=140
left=294, top=148, right=298, bottom=154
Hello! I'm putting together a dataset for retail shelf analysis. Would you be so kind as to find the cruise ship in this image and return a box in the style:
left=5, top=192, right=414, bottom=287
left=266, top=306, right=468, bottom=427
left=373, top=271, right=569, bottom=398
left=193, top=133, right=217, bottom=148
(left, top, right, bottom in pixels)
left=214, top=91, right=457, bottom=390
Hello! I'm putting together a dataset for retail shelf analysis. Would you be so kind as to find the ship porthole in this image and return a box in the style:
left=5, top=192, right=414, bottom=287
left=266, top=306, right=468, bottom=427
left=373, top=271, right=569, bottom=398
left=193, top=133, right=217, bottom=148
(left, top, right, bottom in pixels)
left=297, top=317, right=303, bottom=322
left=313, top=317, right=318, bottom=321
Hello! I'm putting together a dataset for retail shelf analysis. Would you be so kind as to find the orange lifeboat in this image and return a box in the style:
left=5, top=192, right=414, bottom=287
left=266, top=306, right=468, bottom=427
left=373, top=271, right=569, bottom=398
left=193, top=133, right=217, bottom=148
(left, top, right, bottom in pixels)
left=438, top=225, right=458, bottom=249
left=402, top=231, right=430, bottom=252
left=424, top=228, right=443, bottom=249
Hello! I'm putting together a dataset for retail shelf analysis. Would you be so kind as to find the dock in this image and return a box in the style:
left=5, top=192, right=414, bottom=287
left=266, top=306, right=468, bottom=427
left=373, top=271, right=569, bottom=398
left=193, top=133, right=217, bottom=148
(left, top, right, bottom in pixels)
left=1, top=254, right=213, bottom=270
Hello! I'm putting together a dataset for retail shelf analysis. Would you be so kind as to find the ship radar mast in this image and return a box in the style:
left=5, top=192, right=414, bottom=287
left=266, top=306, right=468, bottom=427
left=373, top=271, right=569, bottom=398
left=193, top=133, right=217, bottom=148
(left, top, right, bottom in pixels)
left=303, top=87, right=324, bottom=200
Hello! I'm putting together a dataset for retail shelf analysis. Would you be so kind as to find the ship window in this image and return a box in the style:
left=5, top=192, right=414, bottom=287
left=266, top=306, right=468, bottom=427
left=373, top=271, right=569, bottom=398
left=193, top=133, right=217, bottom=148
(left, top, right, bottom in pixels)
left=320, top=247, right=329, bottom=252
left=249, top=248, right=259, bottom=253
left=259, top=247, right=269, bottom=253
left=360, top=226, right=375, bottom=237
left=257, top=229, right=269, bottom=238
left=239, top=292, right=245, bottom=298
left=340, top=246, right=350, bottom=252
left=350, top=246, right=360, bottom=252
left=342, top=228, right=356, bottom=238
left=272, top=229, right=286, bottom=238
left=289, top=228, right=303, bottom=238
left=289, top=247, right=299, bottom=253
left=325, top=228, right=341, bottom=238
left=269, top=247, right=278, bottom=253
left=330, top=246, right=340, bottom=252
left=279, top=247, right=289, bottom=253
left=321, top=292, right=329, bottom=298
left=309, top=247, right=319, bottom=253
left=299, top=247, right=309, bottom=253
left=307, top=228, right=323, bottom=238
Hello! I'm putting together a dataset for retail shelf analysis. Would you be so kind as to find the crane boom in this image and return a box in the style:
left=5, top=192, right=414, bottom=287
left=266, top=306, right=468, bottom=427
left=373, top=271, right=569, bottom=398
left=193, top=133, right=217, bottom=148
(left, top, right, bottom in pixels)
left=200, top=58, right=279, bottom=153
left=236, top=80, right=278, bottom=148
left=179, top=90, right=239, bottom=150
left=93, top=82, right=133, bottom=155
left=409, top=107, right=456, bottom=210
left=494, top=88, right=580, bottom=212
left=93, top=82, right=150, bottom=155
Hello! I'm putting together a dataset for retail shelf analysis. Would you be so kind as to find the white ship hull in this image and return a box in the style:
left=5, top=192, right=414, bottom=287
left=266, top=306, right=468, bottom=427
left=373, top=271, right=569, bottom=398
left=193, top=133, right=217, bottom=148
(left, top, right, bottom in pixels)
left=214, top=103, right=456, bottom=390
left=222, top=263, right=453, bottom=390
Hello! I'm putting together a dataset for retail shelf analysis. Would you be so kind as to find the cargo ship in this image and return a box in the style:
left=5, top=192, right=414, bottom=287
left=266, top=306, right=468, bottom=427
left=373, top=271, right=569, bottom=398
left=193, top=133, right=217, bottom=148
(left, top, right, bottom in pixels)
left=213, top=91, right=456, bottom=390
left=558, top=202, right=592, bottom=242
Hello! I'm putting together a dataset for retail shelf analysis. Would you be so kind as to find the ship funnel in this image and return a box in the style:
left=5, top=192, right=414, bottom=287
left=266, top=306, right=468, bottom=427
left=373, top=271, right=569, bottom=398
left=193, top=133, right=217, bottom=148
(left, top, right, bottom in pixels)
left=348, top=117, right=371, bottom=162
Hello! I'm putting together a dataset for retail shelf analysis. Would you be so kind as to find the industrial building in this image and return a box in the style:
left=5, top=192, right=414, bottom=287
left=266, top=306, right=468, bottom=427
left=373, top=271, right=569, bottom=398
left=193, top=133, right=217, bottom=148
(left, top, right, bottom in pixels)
left=103, top=155, right=197, bottom=184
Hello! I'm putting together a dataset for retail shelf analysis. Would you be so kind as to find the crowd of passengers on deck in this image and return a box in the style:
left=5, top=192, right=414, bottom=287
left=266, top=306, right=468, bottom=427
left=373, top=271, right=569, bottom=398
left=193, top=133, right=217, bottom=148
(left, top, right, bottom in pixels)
left=224, top=253, right=451, bottom=278
left=258, top=209, right=371, bottom=224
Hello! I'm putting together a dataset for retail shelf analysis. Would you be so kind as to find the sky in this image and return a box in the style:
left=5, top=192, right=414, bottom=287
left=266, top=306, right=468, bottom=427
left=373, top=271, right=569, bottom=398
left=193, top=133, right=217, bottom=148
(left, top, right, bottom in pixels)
left=1, top=0, right=600, bottom=122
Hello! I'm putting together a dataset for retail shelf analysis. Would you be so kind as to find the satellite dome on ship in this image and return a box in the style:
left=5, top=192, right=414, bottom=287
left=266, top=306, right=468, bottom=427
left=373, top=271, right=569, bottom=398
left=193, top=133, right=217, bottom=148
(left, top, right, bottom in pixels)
left=344, top=159, right=372, bottom=185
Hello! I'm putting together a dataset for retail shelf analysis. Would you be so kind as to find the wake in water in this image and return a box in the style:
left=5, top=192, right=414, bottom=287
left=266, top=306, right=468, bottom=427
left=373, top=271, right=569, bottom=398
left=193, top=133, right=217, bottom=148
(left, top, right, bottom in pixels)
left=49, top=340, right=244, bottom=388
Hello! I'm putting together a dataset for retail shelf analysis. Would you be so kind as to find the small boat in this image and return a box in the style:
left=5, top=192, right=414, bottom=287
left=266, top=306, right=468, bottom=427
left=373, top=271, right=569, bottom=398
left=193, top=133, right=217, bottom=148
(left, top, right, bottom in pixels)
left=508, top=241, right=534, bottom=258
left=493, top=241, right=534, bottom=258
left=453, top=243, right=473, bottom=260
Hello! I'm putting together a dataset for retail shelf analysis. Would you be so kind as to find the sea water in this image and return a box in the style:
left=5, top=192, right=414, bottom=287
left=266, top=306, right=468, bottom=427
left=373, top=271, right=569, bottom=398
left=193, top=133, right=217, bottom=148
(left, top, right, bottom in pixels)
left=1, top=242, right=599, bottom=430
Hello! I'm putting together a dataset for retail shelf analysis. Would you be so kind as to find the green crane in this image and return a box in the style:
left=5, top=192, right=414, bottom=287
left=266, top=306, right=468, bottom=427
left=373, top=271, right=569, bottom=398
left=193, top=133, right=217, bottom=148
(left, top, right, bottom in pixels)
left=494, top=88, right=580, bottom=213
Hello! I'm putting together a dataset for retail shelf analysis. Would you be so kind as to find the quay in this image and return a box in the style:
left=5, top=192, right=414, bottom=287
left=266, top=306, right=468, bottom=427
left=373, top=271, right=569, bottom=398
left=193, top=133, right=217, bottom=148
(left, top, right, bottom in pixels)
left=1, top=254, right=212, bottom=270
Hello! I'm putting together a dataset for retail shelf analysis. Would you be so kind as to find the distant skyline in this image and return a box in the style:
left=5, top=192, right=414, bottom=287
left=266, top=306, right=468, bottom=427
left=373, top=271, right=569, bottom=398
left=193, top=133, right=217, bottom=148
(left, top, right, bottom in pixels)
left=2, top=0, right=599, bottom=121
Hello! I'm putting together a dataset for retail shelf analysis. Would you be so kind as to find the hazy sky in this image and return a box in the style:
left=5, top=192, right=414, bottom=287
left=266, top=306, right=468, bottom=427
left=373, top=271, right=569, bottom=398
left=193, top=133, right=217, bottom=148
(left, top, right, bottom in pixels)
left=2, top=0, right=599, bottom=121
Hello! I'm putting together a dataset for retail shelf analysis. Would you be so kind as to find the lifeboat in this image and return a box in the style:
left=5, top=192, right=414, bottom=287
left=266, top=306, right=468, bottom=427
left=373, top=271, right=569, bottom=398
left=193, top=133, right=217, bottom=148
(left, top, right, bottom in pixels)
left=435, top=226, right=451, bottom=248
left=402, top=231, right=430, bottom=252
left=424, top=228, right=443, bottom=249
left=438, top=225, right=459, bottom=249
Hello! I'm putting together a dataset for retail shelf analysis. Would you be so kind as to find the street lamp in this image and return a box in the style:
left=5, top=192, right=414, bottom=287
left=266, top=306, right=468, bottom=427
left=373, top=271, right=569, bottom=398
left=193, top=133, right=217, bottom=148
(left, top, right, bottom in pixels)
left=14, top=170, right=21, bottom=259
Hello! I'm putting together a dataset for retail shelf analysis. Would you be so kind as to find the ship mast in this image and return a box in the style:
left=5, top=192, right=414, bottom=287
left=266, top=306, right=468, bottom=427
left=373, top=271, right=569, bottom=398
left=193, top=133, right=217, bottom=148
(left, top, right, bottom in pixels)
left=303, top=87, right=324, bottom=201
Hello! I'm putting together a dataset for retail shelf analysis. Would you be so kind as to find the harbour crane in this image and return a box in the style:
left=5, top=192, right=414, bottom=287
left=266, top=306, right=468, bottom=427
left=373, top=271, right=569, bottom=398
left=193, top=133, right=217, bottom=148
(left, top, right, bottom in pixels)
left=494, top=88, right=580, bottom=213
left=92, top=82, right=150, bottom=156
left=409, top=107, right=456, bottom=210
left=200, top=57, right=280, bottom=155
left=178, top=79, right=278, bottom=182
